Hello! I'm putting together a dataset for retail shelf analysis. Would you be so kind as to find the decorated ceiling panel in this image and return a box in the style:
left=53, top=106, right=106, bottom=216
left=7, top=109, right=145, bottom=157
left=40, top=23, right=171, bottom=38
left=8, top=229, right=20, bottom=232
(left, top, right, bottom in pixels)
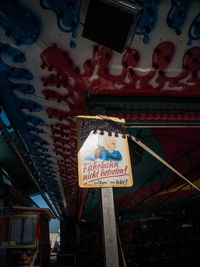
left=0, top=0, right=200, bottom=220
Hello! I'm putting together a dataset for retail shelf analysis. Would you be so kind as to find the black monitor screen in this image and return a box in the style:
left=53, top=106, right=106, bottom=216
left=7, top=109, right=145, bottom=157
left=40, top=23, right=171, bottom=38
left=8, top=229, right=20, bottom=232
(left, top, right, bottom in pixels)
left=83, top=0, right=139, bottom=52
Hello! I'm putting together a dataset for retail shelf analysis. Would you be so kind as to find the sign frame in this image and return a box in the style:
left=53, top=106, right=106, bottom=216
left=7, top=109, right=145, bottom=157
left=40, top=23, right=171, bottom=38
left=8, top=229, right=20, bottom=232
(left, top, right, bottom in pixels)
left=77, top=115, right=133, bottom=188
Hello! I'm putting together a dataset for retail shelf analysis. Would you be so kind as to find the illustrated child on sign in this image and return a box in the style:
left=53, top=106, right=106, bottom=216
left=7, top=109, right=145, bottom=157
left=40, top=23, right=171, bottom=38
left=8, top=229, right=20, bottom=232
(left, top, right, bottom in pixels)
left=85, top=135, right=122, bottom=161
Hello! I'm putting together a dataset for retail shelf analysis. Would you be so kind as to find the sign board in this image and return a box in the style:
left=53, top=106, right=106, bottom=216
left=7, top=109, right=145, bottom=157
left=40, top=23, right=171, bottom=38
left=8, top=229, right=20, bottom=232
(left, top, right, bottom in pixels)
left=77, top=116, right=133, bottom=188
left=8, top=215, right=37, bottom=248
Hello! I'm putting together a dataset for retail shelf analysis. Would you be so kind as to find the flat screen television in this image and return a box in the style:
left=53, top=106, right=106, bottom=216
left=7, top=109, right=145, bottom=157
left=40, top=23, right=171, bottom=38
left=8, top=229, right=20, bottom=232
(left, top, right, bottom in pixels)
left=82, top=0, right=143, bottom=52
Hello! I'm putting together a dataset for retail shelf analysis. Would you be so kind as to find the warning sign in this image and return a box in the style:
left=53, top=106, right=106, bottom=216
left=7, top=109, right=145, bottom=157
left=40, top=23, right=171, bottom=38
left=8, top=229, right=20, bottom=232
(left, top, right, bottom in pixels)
left=77, top=116, right=133, bottom=188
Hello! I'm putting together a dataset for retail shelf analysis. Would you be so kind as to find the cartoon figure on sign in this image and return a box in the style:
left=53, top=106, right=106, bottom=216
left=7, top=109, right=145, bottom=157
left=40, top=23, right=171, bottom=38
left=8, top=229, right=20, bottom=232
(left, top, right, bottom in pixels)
left=85, top=135, right=122, bottom=161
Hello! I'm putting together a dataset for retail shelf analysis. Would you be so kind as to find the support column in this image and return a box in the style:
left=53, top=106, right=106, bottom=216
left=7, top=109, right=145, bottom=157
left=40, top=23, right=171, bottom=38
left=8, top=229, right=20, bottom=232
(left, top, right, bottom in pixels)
left=101, top=187, right=119, bottom=267
left=59, top=219, right=77, bottom=266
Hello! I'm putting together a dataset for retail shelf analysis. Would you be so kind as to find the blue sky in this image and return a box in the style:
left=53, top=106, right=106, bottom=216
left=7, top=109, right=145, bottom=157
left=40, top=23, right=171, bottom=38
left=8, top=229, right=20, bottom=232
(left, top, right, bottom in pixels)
left=0, top=108, right=13, bottom=131
left=1, top=108, right=60, bottom=233
left=31, top=194, right=60, bottom=233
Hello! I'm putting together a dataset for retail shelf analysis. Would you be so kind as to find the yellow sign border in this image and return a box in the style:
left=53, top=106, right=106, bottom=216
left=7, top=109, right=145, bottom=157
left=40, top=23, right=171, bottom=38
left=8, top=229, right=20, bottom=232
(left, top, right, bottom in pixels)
left=77, top=115, right=133, bottom=188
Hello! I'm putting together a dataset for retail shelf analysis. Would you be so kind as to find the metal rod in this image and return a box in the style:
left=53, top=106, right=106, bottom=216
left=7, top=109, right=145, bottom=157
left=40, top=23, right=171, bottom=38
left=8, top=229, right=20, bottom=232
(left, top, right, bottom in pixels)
left=101, top=187, right=119, bottom=267
left=156, top=169, right=200, bottom=211
left=45, top=187, right=63, bottom=219
left=127, top=125, right=200, bottom=128
left=77, top=189, right=88, bottom=222
left=116, top=225, right=127, bottom=267
left=98, top=115, right=200, bottom=192
left=123, top=144, right=200, bottom=212
left=0, top=117, right=60, bottom=219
